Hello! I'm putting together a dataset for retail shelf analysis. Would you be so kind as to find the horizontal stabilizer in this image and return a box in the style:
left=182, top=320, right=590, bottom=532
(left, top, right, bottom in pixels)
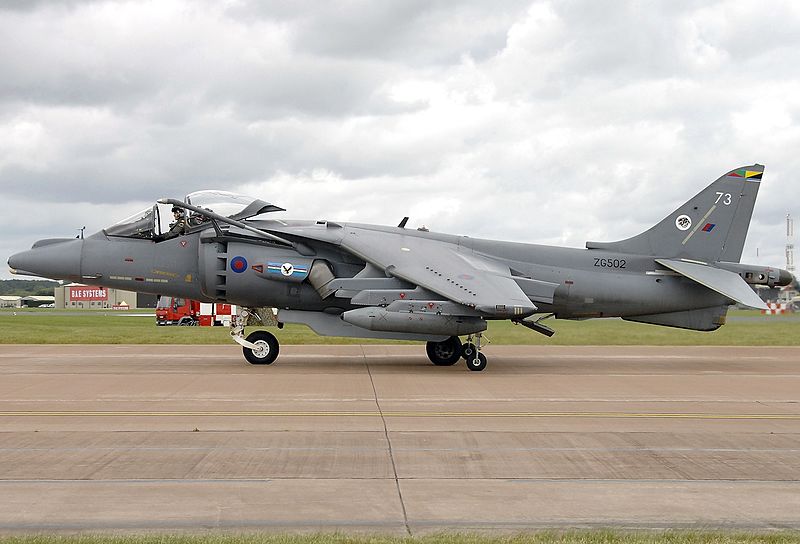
left=655, top=258, right=767, bottom=310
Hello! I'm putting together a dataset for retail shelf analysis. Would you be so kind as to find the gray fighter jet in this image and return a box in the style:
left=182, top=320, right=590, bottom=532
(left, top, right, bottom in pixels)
left=8, top=164, right=794, bottom=371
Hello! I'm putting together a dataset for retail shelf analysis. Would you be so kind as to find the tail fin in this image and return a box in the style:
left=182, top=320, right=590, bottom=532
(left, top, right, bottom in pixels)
left=586, top=164, right=763, bottom=262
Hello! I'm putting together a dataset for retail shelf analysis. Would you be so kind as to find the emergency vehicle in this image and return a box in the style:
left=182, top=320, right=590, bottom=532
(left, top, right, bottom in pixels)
left=156, top=296, right=235, bottom=326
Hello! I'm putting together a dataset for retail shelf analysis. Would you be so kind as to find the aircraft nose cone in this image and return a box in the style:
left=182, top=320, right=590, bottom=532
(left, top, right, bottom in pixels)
left=8, top=239, right=83, bottom=280
left=7, top=253, right=20, bottom=271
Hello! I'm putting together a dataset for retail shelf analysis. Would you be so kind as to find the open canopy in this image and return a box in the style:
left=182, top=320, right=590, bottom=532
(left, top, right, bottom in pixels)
left=185, top=191, right=284, bottom=220
left=104, top=191, right=284, bottom=239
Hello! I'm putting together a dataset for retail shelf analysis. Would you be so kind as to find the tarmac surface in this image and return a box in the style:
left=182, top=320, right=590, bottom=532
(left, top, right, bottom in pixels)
left=1, top=344, right=799, bottom=534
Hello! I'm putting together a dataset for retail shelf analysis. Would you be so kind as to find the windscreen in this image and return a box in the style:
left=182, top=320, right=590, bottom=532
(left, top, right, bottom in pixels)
left=104, top=207, right=155, bottom=238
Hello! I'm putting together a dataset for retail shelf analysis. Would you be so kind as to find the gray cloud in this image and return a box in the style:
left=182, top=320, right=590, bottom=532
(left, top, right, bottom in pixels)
left=1, top=0, right=797, bottom=278
left=224, top=0, right=530, bottom=65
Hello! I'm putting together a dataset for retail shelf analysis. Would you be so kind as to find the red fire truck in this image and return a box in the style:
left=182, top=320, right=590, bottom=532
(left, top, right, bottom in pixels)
left=155, top=296, right=199, bottom=326
left=155, top=297, right=236, bottom=326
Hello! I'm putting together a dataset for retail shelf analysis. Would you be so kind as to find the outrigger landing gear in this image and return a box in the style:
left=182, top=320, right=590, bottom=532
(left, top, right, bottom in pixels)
left=230, top=307, right=280, bottom=365
left=462, top=333, right=487, bottom=371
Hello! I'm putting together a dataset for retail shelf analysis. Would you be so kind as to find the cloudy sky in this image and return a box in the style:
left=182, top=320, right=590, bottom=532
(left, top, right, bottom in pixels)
left=1, top=0, right=798, bottom=279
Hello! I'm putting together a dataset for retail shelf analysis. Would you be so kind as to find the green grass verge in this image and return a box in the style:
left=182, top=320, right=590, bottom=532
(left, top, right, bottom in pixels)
left=0, top=309, right=797, bottom=345
left=2, top=532, right=800, bottom=544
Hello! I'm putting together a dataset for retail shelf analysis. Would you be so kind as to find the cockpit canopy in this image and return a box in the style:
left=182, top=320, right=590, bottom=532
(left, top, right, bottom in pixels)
left=185, top=190, right=284, bottom=220
left=104, top=191, right=284, bottom=239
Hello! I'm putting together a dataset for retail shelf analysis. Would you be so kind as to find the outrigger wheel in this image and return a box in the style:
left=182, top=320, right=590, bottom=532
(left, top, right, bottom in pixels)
left=425, top=336, right=462, bottom=366
left=465, top=352, right=487, bottom=371
left=242, top=330, right=280, bottom=365
left=463, top=334, right=487, bottom=371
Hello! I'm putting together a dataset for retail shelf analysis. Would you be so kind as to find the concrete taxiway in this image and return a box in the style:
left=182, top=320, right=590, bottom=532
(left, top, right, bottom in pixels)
left=0, top=344, right=799, bottom=534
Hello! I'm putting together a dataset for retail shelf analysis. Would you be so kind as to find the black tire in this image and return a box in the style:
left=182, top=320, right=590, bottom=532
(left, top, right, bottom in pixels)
left=243, top=330, right=280, bottom=365
left=466, top=352, right=487, bottom=371
left=426, top=336, right=462, bottom=366
left=461, top=342, right=477, bottom=360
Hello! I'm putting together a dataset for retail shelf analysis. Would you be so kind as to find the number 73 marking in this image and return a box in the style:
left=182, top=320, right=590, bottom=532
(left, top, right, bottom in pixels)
left=715, top=192, right=732, bottom=205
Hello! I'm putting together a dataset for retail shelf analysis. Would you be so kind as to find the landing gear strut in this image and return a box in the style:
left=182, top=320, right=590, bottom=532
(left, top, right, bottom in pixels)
left=230, top=307, right=280, bottom=365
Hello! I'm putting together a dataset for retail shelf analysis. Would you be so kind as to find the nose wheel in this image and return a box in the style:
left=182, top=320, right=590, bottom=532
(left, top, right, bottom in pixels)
left=230, top=307, right=281, bottom=365
left=242, top=330, right=279, bottom=365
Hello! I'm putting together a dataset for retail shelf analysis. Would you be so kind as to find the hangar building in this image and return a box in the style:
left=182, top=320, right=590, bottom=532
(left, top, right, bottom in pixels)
left=54, top=283, right=158, bottom=309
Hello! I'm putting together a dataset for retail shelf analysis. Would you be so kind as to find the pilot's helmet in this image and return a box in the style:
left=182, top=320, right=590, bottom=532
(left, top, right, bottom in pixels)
left=171, top=206, right=184, bottom=215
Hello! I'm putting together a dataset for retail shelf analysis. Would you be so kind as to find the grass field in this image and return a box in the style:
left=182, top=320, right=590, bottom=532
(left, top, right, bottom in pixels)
left=0, top=308, right=797, bottom=345
left=2, top=533, right=800, bottom=544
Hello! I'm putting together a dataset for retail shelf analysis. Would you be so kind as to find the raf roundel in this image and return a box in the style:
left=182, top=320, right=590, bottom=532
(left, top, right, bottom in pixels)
left=230, top=256, right=248, bottom=273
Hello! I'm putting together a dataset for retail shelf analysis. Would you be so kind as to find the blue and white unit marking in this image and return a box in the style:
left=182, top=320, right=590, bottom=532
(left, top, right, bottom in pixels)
left=267, top=262, right=309, bottom=279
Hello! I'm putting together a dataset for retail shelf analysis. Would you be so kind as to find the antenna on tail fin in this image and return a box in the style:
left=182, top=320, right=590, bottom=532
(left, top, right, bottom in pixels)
left=586, top=165, right=763, bottom=263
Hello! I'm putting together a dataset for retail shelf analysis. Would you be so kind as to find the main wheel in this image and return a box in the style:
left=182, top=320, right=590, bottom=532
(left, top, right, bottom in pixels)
left=466, top=352, right=487, bottom=371
left=243, top=330, right=280, bottom=365
left=426, top=336, right=462, bottom=366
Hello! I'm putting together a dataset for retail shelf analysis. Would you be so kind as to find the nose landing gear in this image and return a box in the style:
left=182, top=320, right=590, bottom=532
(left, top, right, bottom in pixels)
left=230, top=307, right=280, bottom=365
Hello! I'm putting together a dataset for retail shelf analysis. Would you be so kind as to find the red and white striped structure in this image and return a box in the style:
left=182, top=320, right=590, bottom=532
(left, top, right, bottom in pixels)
left=198, top=303, right=237, bottom=326
left=761, top=302, right=788, bottom=315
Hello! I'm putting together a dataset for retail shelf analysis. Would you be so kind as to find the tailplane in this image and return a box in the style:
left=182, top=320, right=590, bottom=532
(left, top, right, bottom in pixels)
left=586, top=165, right=763, bottom=263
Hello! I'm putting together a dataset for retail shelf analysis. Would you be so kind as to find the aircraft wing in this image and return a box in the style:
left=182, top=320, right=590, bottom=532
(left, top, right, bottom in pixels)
left=262, top=223, right=537, bottom=318
left=338, top=228, right=537, bottom=318
left=655, top=258, right=768, bottom=310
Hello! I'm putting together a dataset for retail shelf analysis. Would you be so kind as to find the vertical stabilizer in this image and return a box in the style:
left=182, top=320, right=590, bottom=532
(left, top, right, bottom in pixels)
left=586, top=165, right=763, bottom=262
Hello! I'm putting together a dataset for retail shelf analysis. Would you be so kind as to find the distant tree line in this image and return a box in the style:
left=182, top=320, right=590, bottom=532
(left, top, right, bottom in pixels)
left=0, top=279, right=60, bottom=297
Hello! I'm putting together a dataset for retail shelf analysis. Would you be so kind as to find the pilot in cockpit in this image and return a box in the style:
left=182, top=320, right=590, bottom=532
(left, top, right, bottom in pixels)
left=164, top=206, right=187, bottom=239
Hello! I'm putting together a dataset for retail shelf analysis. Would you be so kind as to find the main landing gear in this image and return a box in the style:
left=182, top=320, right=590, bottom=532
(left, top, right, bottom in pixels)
left=426, top=333, right=488, bottom=371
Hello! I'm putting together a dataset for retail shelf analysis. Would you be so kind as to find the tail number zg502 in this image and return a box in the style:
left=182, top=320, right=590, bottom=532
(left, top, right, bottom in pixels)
left=594, top=258, right=626, bottom=269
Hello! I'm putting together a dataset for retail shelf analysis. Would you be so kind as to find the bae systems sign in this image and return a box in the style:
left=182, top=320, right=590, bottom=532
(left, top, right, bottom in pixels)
left=69, top=286, right=109, bottom=301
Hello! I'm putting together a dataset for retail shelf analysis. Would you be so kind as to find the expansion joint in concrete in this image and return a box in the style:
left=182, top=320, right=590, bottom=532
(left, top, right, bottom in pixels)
left=362, top=347, right=411, bottom=536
